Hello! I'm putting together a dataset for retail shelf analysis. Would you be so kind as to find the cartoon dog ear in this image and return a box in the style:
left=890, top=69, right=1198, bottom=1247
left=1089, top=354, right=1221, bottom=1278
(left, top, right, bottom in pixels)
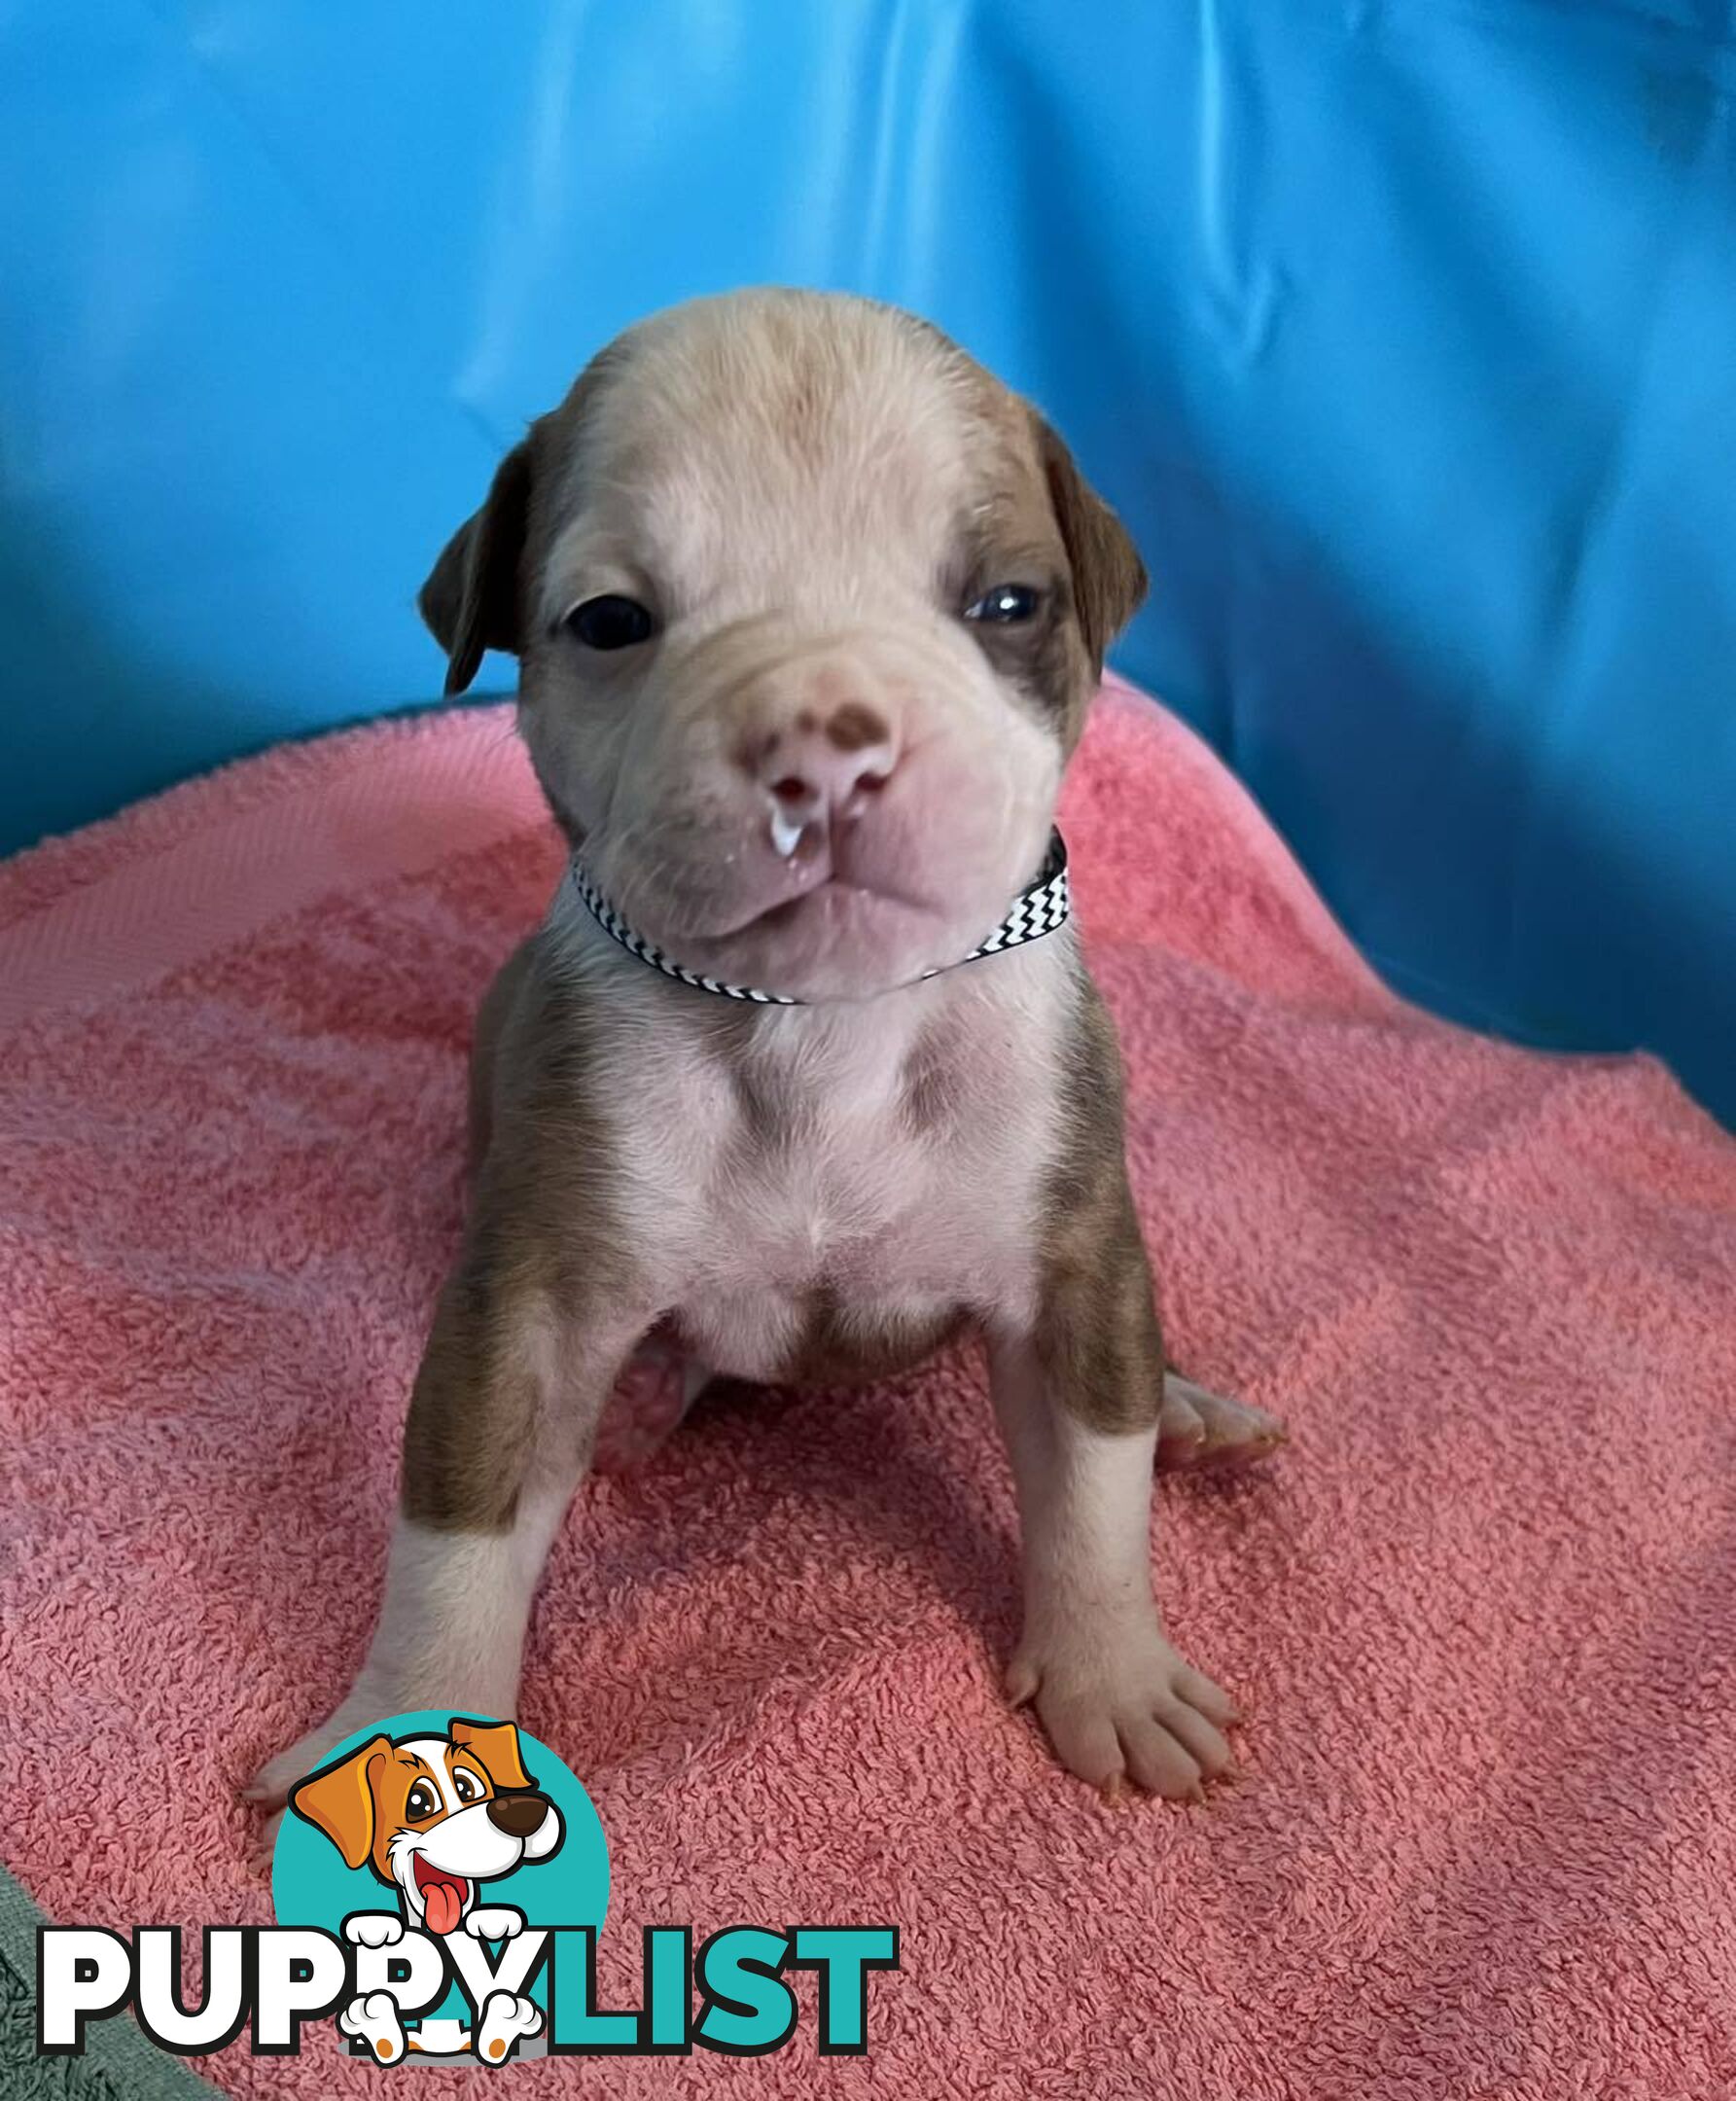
left=289, top=1735, right=388, bottom=1870
left=448, top=1718, right=534, bottom=1793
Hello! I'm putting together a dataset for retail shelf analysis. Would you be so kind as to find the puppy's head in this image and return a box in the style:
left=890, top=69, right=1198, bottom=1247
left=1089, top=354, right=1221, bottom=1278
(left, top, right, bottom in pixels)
left=422, top=290, right=1145, bottom=1000
left=290, top=1718, right=563, bottom=1935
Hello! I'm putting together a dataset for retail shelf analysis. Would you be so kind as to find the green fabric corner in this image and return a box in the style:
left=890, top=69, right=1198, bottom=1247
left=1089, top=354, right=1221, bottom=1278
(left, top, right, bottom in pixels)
left=0, top=1863, right=221, bottom=2101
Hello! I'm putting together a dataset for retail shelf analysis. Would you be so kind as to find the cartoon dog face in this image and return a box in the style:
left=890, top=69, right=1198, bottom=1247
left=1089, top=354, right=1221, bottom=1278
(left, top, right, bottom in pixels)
left=290, top=1718, right=563, bottom=1936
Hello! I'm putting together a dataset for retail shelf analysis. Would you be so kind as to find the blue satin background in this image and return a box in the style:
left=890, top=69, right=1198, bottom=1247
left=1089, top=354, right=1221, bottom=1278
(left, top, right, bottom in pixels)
left=3, top=3, right=1732, bottom=1119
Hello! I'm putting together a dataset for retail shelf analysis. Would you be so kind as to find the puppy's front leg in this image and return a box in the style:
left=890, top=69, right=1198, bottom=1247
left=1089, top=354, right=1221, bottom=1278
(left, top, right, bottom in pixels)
left=250, top=1241, right=650, bottom=1806
left=990, top=1242, right=1239, bottom=1800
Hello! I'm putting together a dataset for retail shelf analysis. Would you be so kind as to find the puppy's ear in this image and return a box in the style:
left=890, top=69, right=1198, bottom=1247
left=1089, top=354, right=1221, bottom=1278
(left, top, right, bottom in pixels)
left=418, top=440, right=533, bottom=697
left=1032, top=414, right=1148, bottom=674
left=449, top=1717, right=534, bottom=1793
left=289, top=1735, right=388, bottom=1870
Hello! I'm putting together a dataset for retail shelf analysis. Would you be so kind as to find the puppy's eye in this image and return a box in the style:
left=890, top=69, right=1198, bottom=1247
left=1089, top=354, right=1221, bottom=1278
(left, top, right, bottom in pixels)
left=963, top=584, right=1041, bottom=624
left=452, top=1769, right=482, bottom=1803
left=562, top=594, right=655, bottom=651
left=406, top=1782, right=439, bottom=1821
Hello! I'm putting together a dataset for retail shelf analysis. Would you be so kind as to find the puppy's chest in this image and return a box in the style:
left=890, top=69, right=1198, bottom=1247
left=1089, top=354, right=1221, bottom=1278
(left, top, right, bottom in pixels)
left=609, top=1011, right=1054, bottom=1379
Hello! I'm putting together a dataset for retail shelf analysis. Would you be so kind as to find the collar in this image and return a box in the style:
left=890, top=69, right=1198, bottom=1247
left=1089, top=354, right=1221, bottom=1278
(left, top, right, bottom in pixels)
left=566, top=831, right=1071, bottom=1006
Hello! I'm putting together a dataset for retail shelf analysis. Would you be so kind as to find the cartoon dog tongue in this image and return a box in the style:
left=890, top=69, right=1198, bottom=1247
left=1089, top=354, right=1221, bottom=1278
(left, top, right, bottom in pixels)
left=415, top=1860, right=468, bottom=1937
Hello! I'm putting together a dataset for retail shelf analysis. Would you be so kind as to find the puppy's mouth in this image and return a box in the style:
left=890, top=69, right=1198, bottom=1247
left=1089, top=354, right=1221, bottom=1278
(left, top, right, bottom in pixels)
left=411, top=1853, right=472, bottom=1936
left=588, top=783, right=1049, bottom=1000
left=733, top=872, right=934, bottom=937
left=677, top=822, right=941, bottom=941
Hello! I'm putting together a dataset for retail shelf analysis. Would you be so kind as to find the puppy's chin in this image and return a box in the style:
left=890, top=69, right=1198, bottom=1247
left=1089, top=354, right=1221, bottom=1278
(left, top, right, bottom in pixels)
left=669, top=883, right=971, bottom=1003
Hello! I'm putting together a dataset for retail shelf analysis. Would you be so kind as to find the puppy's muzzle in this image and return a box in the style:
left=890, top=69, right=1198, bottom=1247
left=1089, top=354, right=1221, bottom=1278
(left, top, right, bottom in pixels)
left=746, top=698, right=900, bottom=846
left=485, top=1791, right=552, bottom=1838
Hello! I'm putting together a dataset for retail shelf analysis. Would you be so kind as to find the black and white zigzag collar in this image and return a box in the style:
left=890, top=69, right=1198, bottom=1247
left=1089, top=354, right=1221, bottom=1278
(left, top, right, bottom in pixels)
left=567, top=832, right=1071, bottom=1006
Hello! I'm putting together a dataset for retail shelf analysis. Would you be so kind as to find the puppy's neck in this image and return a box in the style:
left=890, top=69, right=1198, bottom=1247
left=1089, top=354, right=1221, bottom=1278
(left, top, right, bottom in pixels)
left=545, top=870, right=1072, bottom=1082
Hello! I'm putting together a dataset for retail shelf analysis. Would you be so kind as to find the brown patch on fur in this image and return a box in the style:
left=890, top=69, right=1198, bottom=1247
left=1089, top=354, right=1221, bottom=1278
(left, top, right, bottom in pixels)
left=942, top=394, right=1142, bottom=755
left=418, top=345, right=627, bottom=698
left=404, top=941, right=641, bottom=1532
left=905, top=330, right=1144, bottom=663
left=695, top=1003, right=795, bottom=1154
left=399, top=1250, right=540, bottom=1533
left=467, top=935, right=537, bottom=1180
left=825, top=700, right=889, bottom=752
left=1035, top=966, right=1165, bottom=1433
left=418, top=442, right=533, bottom=696
left=900, top=1016, right=964, bottom=1136
left=1032, top=414, right=1148, bottom=677
left=951, top=535, right=1081, bottom=741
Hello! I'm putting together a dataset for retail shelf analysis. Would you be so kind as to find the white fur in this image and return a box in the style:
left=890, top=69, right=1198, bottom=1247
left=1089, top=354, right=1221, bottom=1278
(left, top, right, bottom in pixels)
left=989, top=1335, right=1237, bottom=1798
left=989, top=1336, right=1161, bottom=1631
left=546, top=888, right=1070, bottom=1381
left=251, top=1506, right=584, bottom=1809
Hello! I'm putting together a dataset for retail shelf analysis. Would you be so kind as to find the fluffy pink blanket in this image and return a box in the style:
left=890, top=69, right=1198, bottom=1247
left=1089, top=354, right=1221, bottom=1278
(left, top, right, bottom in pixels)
left=3, top=679, right=1733, bottom=2097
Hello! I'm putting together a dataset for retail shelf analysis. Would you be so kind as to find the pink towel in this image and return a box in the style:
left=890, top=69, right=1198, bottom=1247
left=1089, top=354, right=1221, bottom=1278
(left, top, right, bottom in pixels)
left=3, top=678, right=1734, bottom=2097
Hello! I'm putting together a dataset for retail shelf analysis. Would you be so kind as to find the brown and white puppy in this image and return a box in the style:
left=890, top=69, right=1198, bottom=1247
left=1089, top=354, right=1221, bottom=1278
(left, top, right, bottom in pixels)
left=252, top=289, right=1282, bottom=1815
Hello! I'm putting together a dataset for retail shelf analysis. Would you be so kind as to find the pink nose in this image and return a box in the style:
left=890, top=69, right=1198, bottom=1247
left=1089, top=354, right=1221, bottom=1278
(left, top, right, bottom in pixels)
left=750, top=701, right=900, bottom=824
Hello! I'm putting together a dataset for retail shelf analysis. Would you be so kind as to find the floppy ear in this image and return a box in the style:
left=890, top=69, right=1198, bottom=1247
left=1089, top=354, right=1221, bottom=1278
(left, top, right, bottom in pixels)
left=418, top=440, right=533, bottom=697
left=1032, top=414, right=1148, bottom=673
left=448, top=1717, right=535, bottom=1793
left=289, top=1735, right=388, bottom=1870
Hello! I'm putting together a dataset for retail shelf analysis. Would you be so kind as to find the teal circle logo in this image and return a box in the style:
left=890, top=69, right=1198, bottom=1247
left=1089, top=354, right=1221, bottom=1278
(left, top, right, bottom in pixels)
left=270, top=1711, right=607, bottom=2064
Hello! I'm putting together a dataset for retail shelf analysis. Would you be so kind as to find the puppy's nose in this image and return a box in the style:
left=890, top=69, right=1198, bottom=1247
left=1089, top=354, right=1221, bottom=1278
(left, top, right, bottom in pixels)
left=485, top=1792, right=549, bottom=1837
left=750, top=701, right=900, bottom=832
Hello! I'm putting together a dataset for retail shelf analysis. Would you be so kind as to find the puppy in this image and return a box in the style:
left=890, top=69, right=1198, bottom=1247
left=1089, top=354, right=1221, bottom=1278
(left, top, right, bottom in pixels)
left=254, top=289, right=1282, bottom=1814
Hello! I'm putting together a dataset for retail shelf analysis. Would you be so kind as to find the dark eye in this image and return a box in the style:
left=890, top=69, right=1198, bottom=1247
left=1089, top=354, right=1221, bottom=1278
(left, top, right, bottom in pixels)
left=562, top=594, right=655, bottom=651
left=964, top=584, right=1041, bottom=624
left=452, top=1769, right=481, bottom=1803
left=406, top=1781, right=439, bottom=1821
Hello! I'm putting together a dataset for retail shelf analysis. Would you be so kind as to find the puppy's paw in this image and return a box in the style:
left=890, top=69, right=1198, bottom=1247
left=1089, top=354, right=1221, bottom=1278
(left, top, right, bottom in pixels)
left=244, top=1689, right=392, bottom=1815
left=475, top=1989, right=543, bottom=2064
left=338, top=1989, right=407, bottom=2064
left=465, top=1906, right=524, bottom=1942
left=1008, top=1619, right=1239, bottom=1801
left=1158, top=1372, right=1286, bottom=1473
left=344, top=1912, right=406, bottom=1950
left=244, top=1672, right=513, bottom=1820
